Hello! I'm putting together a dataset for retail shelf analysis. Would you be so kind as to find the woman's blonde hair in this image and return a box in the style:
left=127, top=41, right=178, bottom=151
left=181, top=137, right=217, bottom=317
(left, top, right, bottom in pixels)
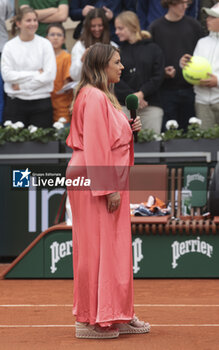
left=74, top=43, right=121, bottom=110
left=12, top=7, right=38, bottom=36
left=116, top=11, right=151, bottom=41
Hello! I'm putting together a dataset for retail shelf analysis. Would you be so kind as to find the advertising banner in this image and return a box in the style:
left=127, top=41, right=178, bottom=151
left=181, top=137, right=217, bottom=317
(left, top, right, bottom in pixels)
left=5, top=229, right=219, bottom=278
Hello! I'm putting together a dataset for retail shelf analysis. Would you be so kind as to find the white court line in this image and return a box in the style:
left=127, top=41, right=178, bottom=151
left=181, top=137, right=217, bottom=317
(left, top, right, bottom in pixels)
left=0, top=325, right=75, bottom=328
left=0, top=304, right=73, bottom=307
left=153, top=325, right=219, bottom=327
left=1, top=324, right=219, bottom=328
left=134, top=304, right=219, bottom=307
left=1, top=304, right=219, bottom=307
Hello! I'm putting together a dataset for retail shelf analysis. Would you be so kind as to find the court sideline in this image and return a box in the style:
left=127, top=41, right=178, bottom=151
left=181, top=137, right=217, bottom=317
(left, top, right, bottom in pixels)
left=0, top=265, right=219, bottom=350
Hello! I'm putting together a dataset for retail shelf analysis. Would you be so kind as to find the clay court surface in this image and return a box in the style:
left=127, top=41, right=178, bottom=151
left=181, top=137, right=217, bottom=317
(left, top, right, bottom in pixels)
left=0, top=264, right=219, bottom=350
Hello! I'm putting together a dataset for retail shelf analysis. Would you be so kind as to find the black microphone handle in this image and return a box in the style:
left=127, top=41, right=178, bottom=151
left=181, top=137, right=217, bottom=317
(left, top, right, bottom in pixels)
left=130, top=109, right=138, bottom=143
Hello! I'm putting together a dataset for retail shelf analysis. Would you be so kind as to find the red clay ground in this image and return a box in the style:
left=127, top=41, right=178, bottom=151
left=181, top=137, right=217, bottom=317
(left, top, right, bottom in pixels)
left=0, top=264, right=219, bottom=350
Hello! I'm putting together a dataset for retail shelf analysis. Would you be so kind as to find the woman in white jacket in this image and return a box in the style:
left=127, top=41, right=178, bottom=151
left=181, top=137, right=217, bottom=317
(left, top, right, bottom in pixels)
left=1, top=7, right=56, bottom=127
left=70, top=8, right=117, bottom=83
left=180, top=4, right=219, bottom=130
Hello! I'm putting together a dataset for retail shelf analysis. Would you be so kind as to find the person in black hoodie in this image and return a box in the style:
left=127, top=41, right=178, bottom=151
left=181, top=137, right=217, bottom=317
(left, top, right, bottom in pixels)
left=149, top=0, right=202, bottom=131
left=114, top=11, right=165, bottom=134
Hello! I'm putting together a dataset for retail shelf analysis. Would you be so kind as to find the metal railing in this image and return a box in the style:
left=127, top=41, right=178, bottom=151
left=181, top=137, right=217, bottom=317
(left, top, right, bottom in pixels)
left=0, top=151, right=212, bottom=162
left=134, top=152, right=212, bottom=163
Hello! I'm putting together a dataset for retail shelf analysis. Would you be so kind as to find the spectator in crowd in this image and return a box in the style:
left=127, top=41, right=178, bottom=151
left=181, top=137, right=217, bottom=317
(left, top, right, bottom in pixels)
left=137, top=0, right=200, bottom=30
left=1, top=7, right=56, bottom=127
left=198, top=0, right=218, bottom=34
left=180, top=3, right=219, bottom=129
left=0, top=0, right=13, bottom=124
left=0, top=0, right=13, bottom=58
left=69, top=0, right=136, bottom=43
left=47, top=23, right=73, bottom=124
left=18, top=0, right=69, bottom=37
left=0, top=74, right=4, bottom=126
left=9, top=0, right=15, bottom=14
left=114, top=11, right=164, bottom=134
left=149, top=0, right=202, bottom=131
left=70, top=8, right=117, bottom=83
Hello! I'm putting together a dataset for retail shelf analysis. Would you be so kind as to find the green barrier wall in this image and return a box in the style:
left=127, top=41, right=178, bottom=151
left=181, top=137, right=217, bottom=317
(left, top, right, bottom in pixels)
left=5, top=228, right=219, bottom=279
left=0, top=165, right=66, bottom=257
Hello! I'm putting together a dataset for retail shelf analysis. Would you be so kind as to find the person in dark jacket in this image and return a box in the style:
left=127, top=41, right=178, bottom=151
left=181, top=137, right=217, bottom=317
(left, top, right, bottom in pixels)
left=69, top=0, right=136, bottom=43
left=137, top=0, right=200, bottom=30
left=149, top=0, right=202, bottom=131
left=114, top=11, right=164, bottom=134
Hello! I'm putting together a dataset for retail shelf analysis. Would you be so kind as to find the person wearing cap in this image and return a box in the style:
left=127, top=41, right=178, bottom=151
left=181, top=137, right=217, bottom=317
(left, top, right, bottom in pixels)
left=180, top=3, right=219, bottom=129
left=198, top=0, right=218, bottom=35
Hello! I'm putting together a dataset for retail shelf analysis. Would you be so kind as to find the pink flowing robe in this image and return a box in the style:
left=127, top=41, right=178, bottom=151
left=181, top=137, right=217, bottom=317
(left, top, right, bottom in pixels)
left=66, top=86, right=134, bottom=326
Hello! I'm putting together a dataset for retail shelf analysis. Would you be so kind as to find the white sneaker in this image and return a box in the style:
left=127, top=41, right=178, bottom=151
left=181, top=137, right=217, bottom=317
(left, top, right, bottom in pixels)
left=115, top=316, right=150, bottom=334
left=75, top=322, right=119, bottom=339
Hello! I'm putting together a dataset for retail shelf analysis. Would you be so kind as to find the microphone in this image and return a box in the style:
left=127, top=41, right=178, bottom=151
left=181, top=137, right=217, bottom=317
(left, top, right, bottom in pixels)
left=125, top=94, right=139, bottom=142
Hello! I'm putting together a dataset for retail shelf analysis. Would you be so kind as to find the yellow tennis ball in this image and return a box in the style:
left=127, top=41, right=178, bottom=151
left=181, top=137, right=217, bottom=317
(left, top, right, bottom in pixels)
left=182, top=56, right=212, bottom=85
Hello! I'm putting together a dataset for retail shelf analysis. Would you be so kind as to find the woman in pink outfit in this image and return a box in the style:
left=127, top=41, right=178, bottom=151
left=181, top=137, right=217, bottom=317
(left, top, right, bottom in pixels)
left=66, top=43, right=150, bottom=339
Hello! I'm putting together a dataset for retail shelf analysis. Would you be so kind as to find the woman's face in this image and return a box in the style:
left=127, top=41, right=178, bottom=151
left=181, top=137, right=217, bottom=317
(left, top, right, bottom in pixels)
left=90, top=17, right=104, bottom=39
left=16, top=12, right=38, bottom=37
left=206, top=16, right=219, bottom=32
left=105, top=51, right=124, bottom=84
left=115, top=18, right=132, bottom=42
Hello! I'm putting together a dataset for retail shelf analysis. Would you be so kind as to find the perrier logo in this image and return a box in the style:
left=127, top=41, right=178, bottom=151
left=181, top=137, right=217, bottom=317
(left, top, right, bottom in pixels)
left=50, top=240, right=73, bottom=273
left=132, top=238, right=144, bottom=274
left=171, top=236, right=213, bottom=269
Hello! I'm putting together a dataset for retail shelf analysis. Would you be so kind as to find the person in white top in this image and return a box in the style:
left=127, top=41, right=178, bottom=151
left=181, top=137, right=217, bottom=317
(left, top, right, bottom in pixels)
left=0, top=0, right=13, bottom=124
left=70, top=8, right=117, bottom=83
left=1, top=6, right=56, bottom=127
left=180, top=4, right=219, bottom=130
